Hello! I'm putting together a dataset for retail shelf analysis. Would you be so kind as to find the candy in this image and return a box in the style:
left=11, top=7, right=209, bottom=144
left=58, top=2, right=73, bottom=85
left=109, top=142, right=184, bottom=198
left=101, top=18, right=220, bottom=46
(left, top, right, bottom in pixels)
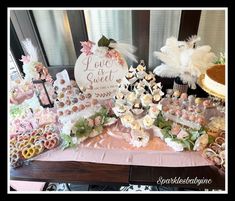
left=85, top=102, right=91, bottom=108
left=189, top=114, right=195, bottom=121
left=60, top=79, right=65, bottom=84
left=182, top=113, right=188, bottom=120
left=65, top=109, right=71, bottom=115
left=65, top=99, right=71, bottom=105
left=72, top=98, right=78, bottom=104
left=22, top=145, right=36, bottom=159
left=44, top=138, right=58, bottom=149
left=180, top=93, right=188, bottom=100
left=58, top=111, right=63, bottom=116
left=195, top=98, right=202, bottom=105
left=173, top=90, right=180, bottom=98
left=175, top=109, right=182, bottom=117
left=66, top=85, right=72, bottom=90
left=85, top=93, right=92, bottom=99
left=34, top=141, right=45, bottom=154
left=72, top=106, right=78, bottom=112
left=58, top=102, right=65, bottom=108
left=79, top=94, right=85, bottom=101
left=203, top=100, right=211, bottom=107
left=196, top=116, right=205, bottom=124
left=91, top=99, right=98, bottom=105
left=78, top=104, right=85, bottom=111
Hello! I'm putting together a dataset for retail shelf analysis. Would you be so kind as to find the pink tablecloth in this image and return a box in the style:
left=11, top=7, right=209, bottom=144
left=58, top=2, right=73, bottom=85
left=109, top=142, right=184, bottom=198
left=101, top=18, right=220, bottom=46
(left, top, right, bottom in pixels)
left=34, top=123, right=213, bottom=167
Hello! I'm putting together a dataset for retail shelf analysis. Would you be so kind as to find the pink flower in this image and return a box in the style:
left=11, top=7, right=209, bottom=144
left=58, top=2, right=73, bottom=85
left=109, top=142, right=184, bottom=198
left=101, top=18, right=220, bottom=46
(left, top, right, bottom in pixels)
left=19, top=55, right=31, bottom=64
left=80, top=41, right=95, bottom=56
left=94, top=116, right=102, bottom=126
left=171, top=123, right=181, bottom=135
left=106, top=49, right=124, bottom=65
left=87, top=118, right=94, bottom=127
left=177, top=129, right=189, bottom=139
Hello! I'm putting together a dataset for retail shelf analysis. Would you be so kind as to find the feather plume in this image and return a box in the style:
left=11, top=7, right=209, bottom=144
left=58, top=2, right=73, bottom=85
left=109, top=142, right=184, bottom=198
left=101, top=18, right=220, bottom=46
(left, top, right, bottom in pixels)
left=21, top=38, right=38, bottom=61
left=109, top=42, right=138, bottom=63
left=186, top=35, right=201, bottom=48
left=152, top=35, right=216, bottom=89
left=153, top=64, right=180, bottom=78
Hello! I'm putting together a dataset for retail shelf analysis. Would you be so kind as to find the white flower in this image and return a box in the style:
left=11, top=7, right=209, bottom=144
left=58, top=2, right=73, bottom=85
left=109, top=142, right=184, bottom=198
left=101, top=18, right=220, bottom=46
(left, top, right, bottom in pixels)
left=23, top=61, right=40, bottom=80
left=62, top=121, right=74, bottom=135
left=142, top=115, right=154, bottom=129
left=121, top=113, right=135, bottom=128
left=165, top=138, right=184, bottom=152
left=193, top=134, right=208, bottom=151
left=130, top=130, right=150, bottom=147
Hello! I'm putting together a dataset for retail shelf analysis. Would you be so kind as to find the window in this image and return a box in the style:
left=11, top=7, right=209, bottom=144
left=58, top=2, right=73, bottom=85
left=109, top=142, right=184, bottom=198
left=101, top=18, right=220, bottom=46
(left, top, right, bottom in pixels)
left=10, top=9, right=226, bottom=77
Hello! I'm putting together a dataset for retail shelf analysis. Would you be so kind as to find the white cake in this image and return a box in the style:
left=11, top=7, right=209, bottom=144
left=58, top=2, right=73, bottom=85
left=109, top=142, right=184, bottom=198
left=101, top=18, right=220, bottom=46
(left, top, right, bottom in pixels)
left=204, top=65, right=225, bottom=97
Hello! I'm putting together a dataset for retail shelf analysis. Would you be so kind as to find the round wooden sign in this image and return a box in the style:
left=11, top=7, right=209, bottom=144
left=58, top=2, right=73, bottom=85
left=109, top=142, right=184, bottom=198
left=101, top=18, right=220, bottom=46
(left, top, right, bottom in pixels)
left=74, top=53, right=128, bottom=100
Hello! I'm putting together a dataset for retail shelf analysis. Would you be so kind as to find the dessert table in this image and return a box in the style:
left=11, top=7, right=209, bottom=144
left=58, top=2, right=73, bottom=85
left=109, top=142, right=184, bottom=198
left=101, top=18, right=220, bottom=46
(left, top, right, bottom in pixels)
left=10, top=161, right=225, bottom=190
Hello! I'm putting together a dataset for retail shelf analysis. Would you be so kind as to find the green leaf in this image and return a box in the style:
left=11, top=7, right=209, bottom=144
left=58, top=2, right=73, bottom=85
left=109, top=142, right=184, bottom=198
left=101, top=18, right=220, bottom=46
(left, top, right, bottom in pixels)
left=182, top=140, right=191, bottom=150
left=72, top=118, right=93, bottom=138
left=60, top=134, right=76, bottom=150
left=189, top=130, right=200, bottom=141
left=98, top=35, right=110, bottom=47
left=94, top=125, right=103, bottom=133
left=154, top=112, right=172, bottom=129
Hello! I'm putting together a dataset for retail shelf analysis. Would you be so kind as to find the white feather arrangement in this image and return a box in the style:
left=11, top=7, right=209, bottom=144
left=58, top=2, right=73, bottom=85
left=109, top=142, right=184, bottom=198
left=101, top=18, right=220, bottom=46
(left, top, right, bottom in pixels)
left=153, top=36, right=216, bottom=89
left=21, top=38, right=38, bottom=61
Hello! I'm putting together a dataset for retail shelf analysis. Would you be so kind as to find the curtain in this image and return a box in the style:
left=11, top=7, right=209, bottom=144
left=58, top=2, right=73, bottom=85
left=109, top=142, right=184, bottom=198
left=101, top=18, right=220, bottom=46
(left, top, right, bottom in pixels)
left=148, top=10, right=182, bottom=69
left=197, top=10, right=225, bottom=57
left=33, top=10, right=77, bottom=66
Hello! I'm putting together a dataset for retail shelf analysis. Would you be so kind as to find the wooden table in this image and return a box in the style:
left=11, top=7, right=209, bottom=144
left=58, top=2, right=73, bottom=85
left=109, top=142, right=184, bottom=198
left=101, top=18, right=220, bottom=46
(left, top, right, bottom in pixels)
left=10, top=161, right=225, bottom=190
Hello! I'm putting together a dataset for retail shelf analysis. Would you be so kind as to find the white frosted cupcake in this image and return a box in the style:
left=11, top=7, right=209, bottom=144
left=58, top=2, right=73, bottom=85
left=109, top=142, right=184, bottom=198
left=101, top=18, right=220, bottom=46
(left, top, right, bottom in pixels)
left=125, top=72, right=137, bottom=84
left=114, top=91, right=126, bottom=104
left=134, top=81, right=145, bottom=96
left=131, top=121, right=141, bottom=131
left=140, top=94, right=153, bottom=107
left=127, top=92, right=137, bottom=105
left=131, top=101, right=145, bottom=116
left=118, top=83, right=129, bottom=95
left=136, top=64, right=146, bottom=79
left=142, top=115, right=154, bottom=129
left=144, top=72, right=156, bottom=84
left=128, top=66, right=137, bottom=74
left=121, top=112, right=135, bottom=128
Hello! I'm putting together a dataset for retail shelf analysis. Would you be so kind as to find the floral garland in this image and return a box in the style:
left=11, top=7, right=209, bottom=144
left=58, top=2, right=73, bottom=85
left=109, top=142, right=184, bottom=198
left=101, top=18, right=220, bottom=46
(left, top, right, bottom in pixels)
left=80, top=35, right=137, bottom=66
left=60, top=106, right=117, bottom=149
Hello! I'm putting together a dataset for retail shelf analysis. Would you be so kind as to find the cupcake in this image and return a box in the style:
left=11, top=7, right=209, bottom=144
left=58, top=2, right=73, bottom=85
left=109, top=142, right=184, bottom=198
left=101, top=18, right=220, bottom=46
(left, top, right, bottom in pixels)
left=144, top=72, right=155, bottom=84
left=142, top=115, right=154, bottom=129
left=126, top=92, right=137, bottom=105
left=131, top=121, right=141, bottom=131
left=118, top=83, right=129, bottom=95
left=152, top=94, right=161, bottom=104
left=128, top=66, right=136, bottom=74
left=114, top=91, right=125, bottom=104
left=131, top=101, right=145, bottom=116
left=140, top=94, right=153, bottom=107
left=121, top=113, right=135, bottom=128
left=125, top=72, right=137, bottom=84
left=136, top=64, right=146, bottom=79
